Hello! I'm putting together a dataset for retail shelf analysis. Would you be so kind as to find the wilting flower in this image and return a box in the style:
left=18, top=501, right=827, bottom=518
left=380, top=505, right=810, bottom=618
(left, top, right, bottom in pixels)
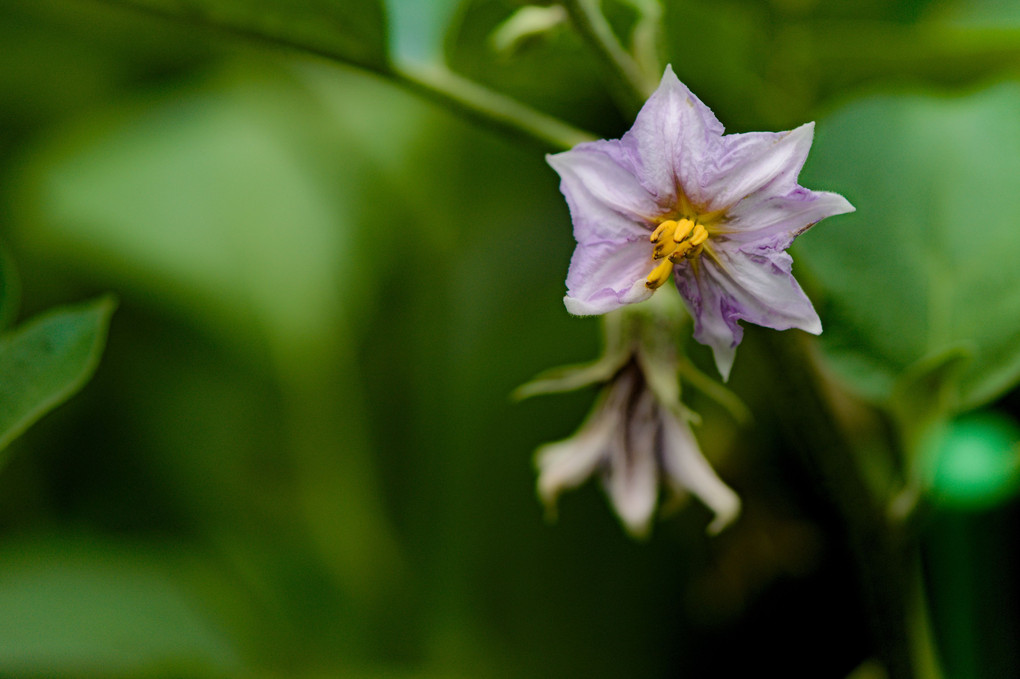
left=547, top=66, right=854, bottom=379
left=534, top=358, right=740, bottom=538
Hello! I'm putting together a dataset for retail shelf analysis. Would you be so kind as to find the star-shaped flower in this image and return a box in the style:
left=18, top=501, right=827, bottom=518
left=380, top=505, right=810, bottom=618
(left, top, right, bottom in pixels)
left=547, top=66, right=854, bottom=379
left=535, top=360, right=740, bottom=538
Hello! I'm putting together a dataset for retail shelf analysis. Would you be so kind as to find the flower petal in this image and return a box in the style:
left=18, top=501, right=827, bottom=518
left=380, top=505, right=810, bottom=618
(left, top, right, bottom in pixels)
left=659, top=413, right=741, bottom=535
left=603, top=386, right=659, bottom=536
left=619, top=65, right=724, bottom=207
left=547, top=143, right=660, bottom=242
left=721, top=187, right=855, bottom=248
left=698, top=122, right=815, bottom=212
left=564, top=238, right=654, bottom=315
left=675, top=247, right=821, bottom=379
left=535, top=409, right=616, bottom=510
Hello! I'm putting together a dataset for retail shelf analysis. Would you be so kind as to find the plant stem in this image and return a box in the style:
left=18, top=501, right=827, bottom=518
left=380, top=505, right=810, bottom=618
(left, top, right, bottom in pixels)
left=388, top=63, right=597, bottom=151
left=561, top=0, right=654, bottom=116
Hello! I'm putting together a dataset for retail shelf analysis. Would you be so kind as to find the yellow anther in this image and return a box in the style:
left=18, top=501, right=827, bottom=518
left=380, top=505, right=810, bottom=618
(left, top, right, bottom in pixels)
left=689, top=223, right=709, bottom=247
left=645, top=258, right=674, bottom=290
left=651, top=216, right=709, bottom=268
left=672, top=218, right=696, bottom=243
left=653, top=238, right=677, bottom=259
left=668, top=241, right=694, bottom=263
left=650, top=219, right=677, bottom=243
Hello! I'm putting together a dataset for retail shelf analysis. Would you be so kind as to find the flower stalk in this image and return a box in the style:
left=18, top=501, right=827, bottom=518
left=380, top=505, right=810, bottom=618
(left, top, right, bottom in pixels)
left=561, top=0, right=655, bottom=115
left=390, top=63, right=597, bottom=151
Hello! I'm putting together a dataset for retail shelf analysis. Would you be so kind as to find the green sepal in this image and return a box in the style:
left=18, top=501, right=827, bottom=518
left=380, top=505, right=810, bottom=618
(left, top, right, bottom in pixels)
left=513, top=311, right=633, bottom=400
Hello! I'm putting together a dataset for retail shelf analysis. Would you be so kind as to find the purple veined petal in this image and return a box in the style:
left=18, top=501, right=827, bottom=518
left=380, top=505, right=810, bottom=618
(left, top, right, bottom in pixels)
left=720, top=187, right=855, bottom=248
left=564, top=237, right=654, bottom=315
left=673, top=264, right=740, bottom=379
left=547, top=143, right=661, bottom=242
left=603, top=386, right=659, bottom=536
left=659, top=411, right=740, bottom=535
left=675, top=247, right=821, bottom=380
left=698, top=122, right=816, bottom=213
left=620, top=65, right=724, bottom=207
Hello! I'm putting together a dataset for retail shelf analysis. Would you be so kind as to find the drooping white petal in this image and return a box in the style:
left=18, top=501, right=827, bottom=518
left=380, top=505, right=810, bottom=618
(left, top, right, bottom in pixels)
left=675, top=247, right=821, bottom=380
left=698, top=123, right=816, bottom=212
left=547, top=144, right=661, bottom=242
left=564, top=238, right=654, bottom=315
left=535, top=406, right=617, bottom=509
left=659, top=412, right=740, bottom=534
left=721, top=187, right=855, bottom=247
left=619, top=65, right=724, bottom=207
left=603, top=386, right=659, bottom=536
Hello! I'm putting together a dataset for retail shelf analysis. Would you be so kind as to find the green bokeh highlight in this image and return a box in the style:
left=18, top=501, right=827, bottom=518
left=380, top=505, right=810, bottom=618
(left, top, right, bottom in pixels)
left=923, top=412, right=1020, bottom=511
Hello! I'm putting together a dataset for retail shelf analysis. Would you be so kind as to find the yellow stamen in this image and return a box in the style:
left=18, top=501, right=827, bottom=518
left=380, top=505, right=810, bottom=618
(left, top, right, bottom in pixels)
left=645, top=257, right=673, bottom=290
left=653, top=238, right=677, bottom=259
left=647, top=215, right=710, bottom=284
left=668, top=241, right=694, bottom=263
left=650, top=219, right=677, bottom=243
left=672, top=218, right=696, bottom=243
left=689, top=224, right=709, bottom=247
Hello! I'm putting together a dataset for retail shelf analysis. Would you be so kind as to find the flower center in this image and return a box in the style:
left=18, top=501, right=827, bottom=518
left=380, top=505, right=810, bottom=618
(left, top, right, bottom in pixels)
left=644, top=217, right=709, bottom=290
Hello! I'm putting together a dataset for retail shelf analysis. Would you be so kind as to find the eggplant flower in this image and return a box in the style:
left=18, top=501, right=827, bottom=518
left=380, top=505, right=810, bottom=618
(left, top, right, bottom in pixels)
left=548, top=66, right=854, bottom=379
left=535, top=361, right=740, bottom=538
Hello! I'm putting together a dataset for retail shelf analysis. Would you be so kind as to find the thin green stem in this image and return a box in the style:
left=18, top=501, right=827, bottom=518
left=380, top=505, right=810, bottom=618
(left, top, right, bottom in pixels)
left=92, top=0, right=597, bottom=151
left=561, top=0, right=654, bottom=116
left=388, top=63, right=596, bottom=151
left=677, top=356, right=752, bottom=425
left=906, top=549, right=944, bottom=679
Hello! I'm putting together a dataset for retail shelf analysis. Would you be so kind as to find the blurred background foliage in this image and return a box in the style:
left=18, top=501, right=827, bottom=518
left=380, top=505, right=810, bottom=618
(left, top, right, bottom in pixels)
left=0, top=0, right=1019, bottom=677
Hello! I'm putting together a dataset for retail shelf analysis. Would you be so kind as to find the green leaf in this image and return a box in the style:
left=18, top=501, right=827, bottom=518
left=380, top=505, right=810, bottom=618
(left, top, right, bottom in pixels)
left=17, top=66, right=385, bottom=360
left=0, top=296, right=115, bottom=454
left=798, top=83, right=1020, bottom=410
left=0, top=537, right=239, bottom=675
left=103, top=0, right=388, bottom=71
left=889, top=346, right=972, bottom=452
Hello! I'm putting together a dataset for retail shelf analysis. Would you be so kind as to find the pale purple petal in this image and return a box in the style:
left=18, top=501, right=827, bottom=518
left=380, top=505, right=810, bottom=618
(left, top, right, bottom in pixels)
left=675, top=247, right=821, bottom=380
left=697, top=123, right=815, bottom=212
left=721, top=187, right=855, bottom=248
left=547, top=144, right=661, bottom=241
left=564, top=238, right=653, bottom=315
left=603, top=386, right=659, bottom=536
left=659, top=413, right=741, bottom=535
left=618, top=65, right=724, bottom=207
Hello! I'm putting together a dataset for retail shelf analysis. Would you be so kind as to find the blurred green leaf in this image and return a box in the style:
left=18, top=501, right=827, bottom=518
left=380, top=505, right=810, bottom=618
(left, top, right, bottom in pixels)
left=0, top=243, right=19, bottom=331
left=101, top=0, right=388, bottom=71
left=18, top=66, right=363, bottom=359
left=798, top=83, right=1020, bottom=410
left=889, top=346, right=971, bottom=452
left=0, top=537, right=239, bottom=676
left=0, top=296, right=115, bottom=455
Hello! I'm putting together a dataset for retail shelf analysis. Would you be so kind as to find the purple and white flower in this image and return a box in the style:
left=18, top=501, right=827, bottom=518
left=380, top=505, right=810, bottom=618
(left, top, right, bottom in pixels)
left=536, top=361, right=740, bottom=538
left=548, top=66, right=854, bottom=379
